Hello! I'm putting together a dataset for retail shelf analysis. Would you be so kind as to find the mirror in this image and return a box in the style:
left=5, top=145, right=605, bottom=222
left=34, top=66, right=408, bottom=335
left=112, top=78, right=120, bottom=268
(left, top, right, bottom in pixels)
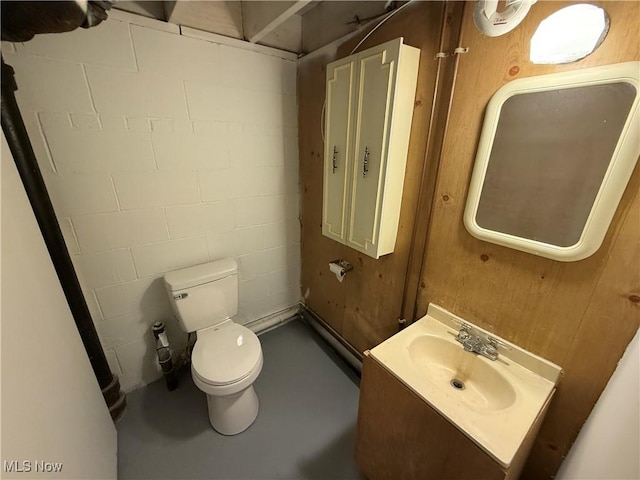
left=465, top=62, right=640, bottom=261
left=531, top=4, right=609, bottom=64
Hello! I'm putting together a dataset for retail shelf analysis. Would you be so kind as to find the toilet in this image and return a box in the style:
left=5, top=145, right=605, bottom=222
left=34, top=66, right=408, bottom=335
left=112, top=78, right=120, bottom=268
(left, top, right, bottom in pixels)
left=164, top=258, right=263, bottom=435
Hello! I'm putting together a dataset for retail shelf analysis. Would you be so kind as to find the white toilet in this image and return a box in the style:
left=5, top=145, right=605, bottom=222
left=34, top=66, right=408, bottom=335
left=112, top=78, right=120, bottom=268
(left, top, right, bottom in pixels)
left=164, top=258, right=263, bottom=435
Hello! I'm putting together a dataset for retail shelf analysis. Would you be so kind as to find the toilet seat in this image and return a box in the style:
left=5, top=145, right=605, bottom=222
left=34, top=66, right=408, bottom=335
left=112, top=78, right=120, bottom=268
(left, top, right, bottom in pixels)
left=192, top=323, right=262, bottom=386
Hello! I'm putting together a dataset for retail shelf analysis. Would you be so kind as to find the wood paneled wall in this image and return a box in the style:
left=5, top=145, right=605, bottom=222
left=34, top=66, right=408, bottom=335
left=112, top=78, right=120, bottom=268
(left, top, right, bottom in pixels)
left=416, top=2, right=640, bottom=479
left=300, top=1, right=639, bottom=479
left=299, top=1, right=453, bottom=353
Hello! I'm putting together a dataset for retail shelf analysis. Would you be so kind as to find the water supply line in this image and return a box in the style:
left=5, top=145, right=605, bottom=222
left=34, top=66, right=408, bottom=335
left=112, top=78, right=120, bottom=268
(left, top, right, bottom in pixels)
left=399, top=2, right=467, bottom=327
left=152, top=322, right=179, bottom=391
left=348, top=0, right=415, bottom=56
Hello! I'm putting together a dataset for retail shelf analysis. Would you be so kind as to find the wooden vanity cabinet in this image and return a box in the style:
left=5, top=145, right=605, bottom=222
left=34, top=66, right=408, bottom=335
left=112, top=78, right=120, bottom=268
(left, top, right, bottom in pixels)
left=356, top=352, right=508, bottom=480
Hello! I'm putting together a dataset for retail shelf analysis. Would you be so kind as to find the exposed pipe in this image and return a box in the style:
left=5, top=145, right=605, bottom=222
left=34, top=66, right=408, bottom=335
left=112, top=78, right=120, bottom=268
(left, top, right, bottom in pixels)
left=399, top=1, right=467, bottom=325
left=301, top=306, right=363, bottom=375
left=1, top=57, right=125, bottom=420
left=1, top=1, right=111, bottom=42
left=348, top=0, right=416, bottom=55
left=152, top=322, right=178, bottom=391
left=408, top=3, right=467, bottom=323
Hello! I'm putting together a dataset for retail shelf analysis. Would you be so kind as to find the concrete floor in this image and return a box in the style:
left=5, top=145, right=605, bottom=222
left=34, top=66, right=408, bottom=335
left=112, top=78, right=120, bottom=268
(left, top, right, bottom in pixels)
left=117, top=318, right=363, bottom=479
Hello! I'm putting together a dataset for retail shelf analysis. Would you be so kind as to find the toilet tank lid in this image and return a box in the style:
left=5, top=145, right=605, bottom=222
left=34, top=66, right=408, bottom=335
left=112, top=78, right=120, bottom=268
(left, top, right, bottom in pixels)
left=164, top=258, right=237, bottom=291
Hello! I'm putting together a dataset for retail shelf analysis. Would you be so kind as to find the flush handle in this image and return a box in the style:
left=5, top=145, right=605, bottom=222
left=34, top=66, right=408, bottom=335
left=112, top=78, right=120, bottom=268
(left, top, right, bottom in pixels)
left=173, top=293, right=188, bottom=301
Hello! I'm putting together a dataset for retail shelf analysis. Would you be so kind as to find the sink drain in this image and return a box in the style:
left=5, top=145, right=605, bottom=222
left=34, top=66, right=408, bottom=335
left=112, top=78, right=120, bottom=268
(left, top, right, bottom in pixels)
left=450, top=378, right=466, bottom=390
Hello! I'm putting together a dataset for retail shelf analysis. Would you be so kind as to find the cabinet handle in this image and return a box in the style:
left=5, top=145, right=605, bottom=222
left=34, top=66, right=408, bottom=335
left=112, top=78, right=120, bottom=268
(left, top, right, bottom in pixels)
left=363, top=147, right=369, bottom=178
left=332, top=146, right=338, bottom=174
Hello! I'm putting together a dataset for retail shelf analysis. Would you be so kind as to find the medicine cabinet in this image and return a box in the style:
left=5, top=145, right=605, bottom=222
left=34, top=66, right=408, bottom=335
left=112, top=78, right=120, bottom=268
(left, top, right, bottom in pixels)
left=322, top=37, right=420, bottom=259
left=464, top=62, right=640, bottom=261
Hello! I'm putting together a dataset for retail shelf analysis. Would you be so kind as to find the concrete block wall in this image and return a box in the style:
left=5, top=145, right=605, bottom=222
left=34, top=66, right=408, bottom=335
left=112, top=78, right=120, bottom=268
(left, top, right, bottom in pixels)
left=2, top=11, right=300, bottom=392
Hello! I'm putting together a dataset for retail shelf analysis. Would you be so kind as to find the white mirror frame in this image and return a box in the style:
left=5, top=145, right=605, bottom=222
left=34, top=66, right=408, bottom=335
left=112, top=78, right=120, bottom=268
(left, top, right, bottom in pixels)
left=464, top=62, right=640, bottom=262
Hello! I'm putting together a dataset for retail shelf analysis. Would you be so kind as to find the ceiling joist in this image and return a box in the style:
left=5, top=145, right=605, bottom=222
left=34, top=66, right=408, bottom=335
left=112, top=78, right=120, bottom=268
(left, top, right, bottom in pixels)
left=243, top=1, right=312, bottom=44
left=113, top=1, right=396, bottom=55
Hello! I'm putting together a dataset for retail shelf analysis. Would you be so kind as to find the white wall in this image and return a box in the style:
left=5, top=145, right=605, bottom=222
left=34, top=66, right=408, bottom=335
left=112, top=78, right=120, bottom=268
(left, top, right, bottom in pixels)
left=556, top=330, right=640, bottom=480
left=1, top=134, right=117, bottom=479
left=2, top=10, right=300, bottom=392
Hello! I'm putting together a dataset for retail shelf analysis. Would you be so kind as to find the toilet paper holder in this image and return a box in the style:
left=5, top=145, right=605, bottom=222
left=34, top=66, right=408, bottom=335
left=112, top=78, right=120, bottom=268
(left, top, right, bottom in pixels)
left=330, top=259, right=353, bottom=273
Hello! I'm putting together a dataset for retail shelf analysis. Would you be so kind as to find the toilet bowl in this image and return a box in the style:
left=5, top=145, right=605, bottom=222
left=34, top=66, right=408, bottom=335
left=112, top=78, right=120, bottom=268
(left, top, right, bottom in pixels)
left=190, top=320, right=263, bottom=434
left=164, top=259, right=263, bottom=435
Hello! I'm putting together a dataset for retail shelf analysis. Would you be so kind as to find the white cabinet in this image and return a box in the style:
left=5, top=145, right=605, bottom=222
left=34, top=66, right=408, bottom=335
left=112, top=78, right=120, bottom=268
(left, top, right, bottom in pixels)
left=322, top=38, right=420, bottom=259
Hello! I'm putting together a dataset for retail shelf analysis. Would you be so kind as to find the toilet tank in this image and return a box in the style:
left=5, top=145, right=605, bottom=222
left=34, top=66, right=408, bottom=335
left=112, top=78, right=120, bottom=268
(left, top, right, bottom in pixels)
left=164, top=258, right=238, bottom=333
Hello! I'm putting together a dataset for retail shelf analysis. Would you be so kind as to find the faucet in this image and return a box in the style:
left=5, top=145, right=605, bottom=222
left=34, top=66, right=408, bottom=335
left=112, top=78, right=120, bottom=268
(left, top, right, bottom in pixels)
left=455, top=323, right=501, bottom=361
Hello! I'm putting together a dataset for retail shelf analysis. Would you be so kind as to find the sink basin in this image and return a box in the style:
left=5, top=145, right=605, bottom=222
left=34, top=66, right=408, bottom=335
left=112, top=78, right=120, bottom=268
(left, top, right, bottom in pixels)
left=408, top=335, right=517, bottom=412
left=369, top=304, right=562, bottom=469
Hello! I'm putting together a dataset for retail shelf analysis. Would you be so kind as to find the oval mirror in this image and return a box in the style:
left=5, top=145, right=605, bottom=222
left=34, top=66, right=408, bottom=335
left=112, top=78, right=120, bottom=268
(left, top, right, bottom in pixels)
left=530, top=4, right=609, bottom=64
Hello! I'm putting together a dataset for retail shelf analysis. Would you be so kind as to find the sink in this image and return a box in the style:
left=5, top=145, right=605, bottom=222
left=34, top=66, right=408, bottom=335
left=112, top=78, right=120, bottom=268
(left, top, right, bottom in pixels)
left=370, top=304, right=562, bottom=468
left=408, top=335, right=517, bottom=412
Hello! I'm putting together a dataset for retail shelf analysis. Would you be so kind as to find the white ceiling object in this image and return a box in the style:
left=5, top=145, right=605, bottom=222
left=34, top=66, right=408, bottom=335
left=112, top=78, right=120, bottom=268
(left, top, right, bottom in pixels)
left=473, top=0, right=536, bottom=37
left=530, top=4, right=609, bottom=65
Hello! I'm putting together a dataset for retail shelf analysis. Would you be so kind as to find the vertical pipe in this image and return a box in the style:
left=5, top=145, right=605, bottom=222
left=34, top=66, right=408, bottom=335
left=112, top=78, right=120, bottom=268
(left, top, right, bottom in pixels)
left=399, top=1, right=467, bottom=324
left=1, top=57, right=125, bottom=419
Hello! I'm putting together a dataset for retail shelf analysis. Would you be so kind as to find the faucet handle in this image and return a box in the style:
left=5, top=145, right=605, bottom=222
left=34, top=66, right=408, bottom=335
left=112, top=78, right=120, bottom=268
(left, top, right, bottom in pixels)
left=459, top=322, right=473, bottom=332
left=487, top=335, right=511, bottom=350
left=456, top=322, right=472, bottom=340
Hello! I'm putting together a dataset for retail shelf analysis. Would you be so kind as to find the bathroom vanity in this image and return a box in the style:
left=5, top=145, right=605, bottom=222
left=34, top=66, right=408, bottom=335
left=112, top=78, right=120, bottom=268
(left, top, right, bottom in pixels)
left=355, top=304, right=562, bottom=479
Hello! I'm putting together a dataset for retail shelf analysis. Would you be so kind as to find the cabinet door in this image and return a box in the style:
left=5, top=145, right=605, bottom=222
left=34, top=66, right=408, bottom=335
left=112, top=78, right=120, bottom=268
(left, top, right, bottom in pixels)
left=322, top=57, right=357, bottom=243
left=347, top=42, right=400, bottom=257
left=357, top=355, right=507, bottom=480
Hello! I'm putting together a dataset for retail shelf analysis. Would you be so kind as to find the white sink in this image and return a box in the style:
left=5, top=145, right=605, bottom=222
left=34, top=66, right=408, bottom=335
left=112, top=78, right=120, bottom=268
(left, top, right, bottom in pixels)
left=370, top=304, right=562, bottom=468
left=408, top=335, right=517, bottom=412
